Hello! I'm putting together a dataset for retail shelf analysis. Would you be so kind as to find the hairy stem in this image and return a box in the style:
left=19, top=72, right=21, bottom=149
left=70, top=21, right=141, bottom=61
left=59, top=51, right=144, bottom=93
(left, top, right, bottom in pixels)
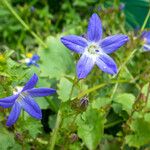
left=49, top=109, right=62, bottom=150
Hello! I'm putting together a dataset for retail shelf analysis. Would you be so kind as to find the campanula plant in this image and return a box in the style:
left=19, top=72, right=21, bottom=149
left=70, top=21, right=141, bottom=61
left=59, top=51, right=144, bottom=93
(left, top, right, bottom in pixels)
left=61, top=13, right=129, bottom=79
left=0, top=74, right=56, bottom=126
left=1, top=0, right=150, bottom=149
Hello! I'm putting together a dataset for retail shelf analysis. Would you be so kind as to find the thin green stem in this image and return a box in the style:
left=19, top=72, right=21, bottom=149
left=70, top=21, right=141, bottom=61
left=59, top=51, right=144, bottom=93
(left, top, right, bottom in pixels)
left=76, top=80, right=130, bottom=100
left=141, top=5, right=150, bottom=31
left=49, top=109, right=62, bottom=150
left=2, top=0, right=47, bottom=48
left=49, top=76, right=79, bottom=150
left=104, top=119, right=122, bottom=129
left=110, top=83, right=118, bottom=99
left=69, top=77, right=79, bottom=100
left=124, top=66, right=140, bottom=90
left=116, top=48, right=138, bottom=76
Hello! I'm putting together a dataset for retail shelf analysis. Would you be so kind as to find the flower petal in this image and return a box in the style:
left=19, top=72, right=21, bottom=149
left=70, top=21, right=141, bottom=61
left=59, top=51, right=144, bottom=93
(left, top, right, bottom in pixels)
left=32, top=54, right=40, bottom=61
left=87, top=13, right=103, bottom=42
left=0, top=95, right=18, bottom=108
left=77, top=54, right=95, bottom=79
left=6, top=102, right=21, bottom=126
left=61, top=35, right=87, bottom=54
left=27, top=88, right=56, bottom=97
left=143, top=44, right=150, bottom=51
left=142, top=31, right=150, bottom=44
left=100, top=34, right=129, bottom=54
left=96, top=54, right=117, bottom=75
left=22, top=74, right=38, bottom=92
left=20, top=96, right=42, bottom=119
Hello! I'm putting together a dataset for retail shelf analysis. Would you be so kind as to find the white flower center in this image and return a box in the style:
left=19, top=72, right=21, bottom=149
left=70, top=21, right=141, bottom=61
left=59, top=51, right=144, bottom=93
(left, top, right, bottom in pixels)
left=25, top=58, right=30, bottom=63
left=86, top=43, right=102, bottom=56
left=13, top=86, right=23, bottom=95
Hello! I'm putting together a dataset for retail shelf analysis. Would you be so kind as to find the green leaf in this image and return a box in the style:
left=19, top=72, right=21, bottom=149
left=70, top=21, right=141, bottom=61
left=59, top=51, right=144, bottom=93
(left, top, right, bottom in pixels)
left=92, top=97, right=112, bottom=109
left=112, top=93, right=135, bottom=114
left=57, top=77, right=74, bottom=102
left=48, top=114, right=57, bottom=129
left=38, top=36, right=75, bottom=79
left=0, top=126, right=21, bottom=150
left=76, top=107, right=105, bottom=150
left=57, top=77, right=87, bottom=102
left=125, top=118, right=150, bottom=148
left=18, top=116, right=42, bottom=139
left=35, top=97, right=49, bottom=109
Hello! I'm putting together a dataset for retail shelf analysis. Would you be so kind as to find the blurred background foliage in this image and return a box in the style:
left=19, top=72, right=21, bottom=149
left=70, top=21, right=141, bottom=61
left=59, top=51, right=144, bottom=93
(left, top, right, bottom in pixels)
left=0, top=0, right=150, bottom=149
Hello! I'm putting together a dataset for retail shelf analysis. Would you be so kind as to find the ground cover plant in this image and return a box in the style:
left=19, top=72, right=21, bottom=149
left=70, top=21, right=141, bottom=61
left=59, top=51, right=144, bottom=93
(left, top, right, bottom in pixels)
left=0, top=0, right=150, bottom=149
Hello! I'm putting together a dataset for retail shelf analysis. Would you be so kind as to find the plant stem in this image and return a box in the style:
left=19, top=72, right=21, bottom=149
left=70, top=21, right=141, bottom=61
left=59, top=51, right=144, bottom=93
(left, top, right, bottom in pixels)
left=110, top=83, right=118, bottom=99
left=49, top=76, right=79, bottom=150
left=49, top=109, right=62, bottom=150
left=104, top=119, right=122, bottom=129
left=2, top=0, right=47, bottom=48
left=69, top=77, right=78, bottom=100
left=76, top=80, right=129, bottom=100
left=117, top=48, right=138, bottom=75
left=141, top=5, right=150, bottom=31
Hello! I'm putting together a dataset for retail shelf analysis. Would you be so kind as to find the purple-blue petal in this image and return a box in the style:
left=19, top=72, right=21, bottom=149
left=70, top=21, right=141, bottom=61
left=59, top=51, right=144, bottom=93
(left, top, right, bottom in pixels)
left=31, top=54, right=40, bottom=61
left=143, top=44, right=150, bottom=51
left=6, top=102, right=21, bottom=126
left=0, top=94, right=18, bottom=108
left=87, top=13, right=103, bottom=42
left=27, top=88, right=56, bottom=97
left=22, top=74, right=38, bottom=92
left=77, top=54, right=95, bottom=79
left=100, top=34, right=129, bottom=54
left=142, top=31, right=150, bottom=44
left=20, top=96, right=42, bottom=119
left=61, top=35, right=87, bottom=54
left=96, top=54, right=117, bottom=75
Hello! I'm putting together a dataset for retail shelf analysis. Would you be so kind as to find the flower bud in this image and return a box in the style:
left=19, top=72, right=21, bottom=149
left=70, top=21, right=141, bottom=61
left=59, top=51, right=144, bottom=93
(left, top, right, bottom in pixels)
left=70, top=133, right=78, bottom=143
left=80, top=97, right=88, bottom=109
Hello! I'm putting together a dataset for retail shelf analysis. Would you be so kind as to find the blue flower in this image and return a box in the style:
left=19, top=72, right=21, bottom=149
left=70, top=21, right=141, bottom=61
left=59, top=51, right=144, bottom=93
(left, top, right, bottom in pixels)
left=26, top=54, right=40, bottom=67
left=61, top=13, right=129, bottom=79
left=0, top=74, right=56, bottom=126
left=141, top=31, right=150, bottom=51
left=119, top=3, right=125, bottom=10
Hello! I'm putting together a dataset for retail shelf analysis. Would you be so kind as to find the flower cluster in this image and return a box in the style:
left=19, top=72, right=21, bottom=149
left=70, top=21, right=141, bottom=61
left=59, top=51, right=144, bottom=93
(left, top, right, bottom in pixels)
left=0, top=13, right=130, bottom=127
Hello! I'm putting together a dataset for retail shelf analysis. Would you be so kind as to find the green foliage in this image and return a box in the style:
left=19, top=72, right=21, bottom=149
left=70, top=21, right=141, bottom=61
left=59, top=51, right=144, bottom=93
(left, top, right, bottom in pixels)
left=112, top=93, right=135, bottom=114
left=0, top=124, right=21, bottom=150
left=57, top=77, right=74, bottom=102
left=76, top=107, right=105, bottom=150
left=125, top=118, right=150, bottom=148
left=92, top=97, right=112, bottom=109
left=38, top=36, right=75, bottom=79
left=0, top=0, right=150, bottom=149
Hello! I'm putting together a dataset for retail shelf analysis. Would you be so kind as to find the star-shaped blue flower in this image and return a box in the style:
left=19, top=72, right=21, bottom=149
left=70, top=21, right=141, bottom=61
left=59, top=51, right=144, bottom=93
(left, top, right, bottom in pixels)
left=0, top=74, right=56, bottom=126
left=141, top=31, right=150, bottom=51
left=61, top=13, right=129, bottom=79
left=26, top=54, right=40, bottom=67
